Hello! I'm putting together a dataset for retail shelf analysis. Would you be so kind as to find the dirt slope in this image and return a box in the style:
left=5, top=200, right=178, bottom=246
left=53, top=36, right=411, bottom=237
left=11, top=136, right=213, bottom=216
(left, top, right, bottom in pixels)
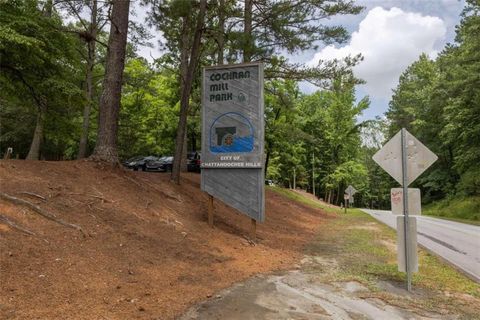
left=0, top=160, right=332, bottom=320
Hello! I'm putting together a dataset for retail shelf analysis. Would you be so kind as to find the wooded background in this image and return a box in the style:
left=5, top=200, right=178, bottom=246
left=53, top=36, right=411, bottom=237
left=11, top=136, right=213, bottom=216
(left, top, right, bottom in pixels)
left=1, top=0, right=478, bottom=217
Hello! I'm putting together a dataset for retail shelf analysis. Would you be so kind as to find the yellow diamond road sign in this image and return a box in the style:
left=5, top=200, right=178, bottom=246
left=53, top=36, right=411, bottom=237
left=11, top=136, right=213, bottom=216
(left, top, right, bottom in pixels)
left=372, top=129, right=438, bottom=186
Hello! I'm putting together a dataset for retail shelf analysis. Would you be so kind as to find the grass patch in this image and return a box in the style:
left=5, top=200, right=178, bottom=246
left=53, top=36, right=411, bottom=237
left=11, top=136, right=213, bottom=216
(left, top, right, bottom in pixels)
left=335, top=211, right=479, bottom=297
left=416, top=252, right=480, bottom=296
left=268, top=186, right=342, bottom=214
left=424, top=196, right=480, bottom=224
left=274, top=187, right=480, bottom=317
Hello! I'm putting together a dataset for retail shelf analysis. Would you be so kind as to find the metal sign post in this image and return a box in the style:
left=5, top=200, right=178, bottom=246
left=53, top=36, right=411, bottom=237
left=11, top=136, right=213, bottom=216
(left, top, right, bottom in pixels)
left=373, top=128, right=438, bottom=292
left=401, top=128, right=412, bottom=291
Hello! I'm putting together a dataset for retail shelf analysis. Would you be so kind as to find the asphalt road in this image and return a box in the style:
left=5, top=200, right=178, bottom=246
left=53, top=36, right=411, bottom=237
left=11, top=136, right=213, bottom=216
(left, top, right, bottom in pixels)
left=360, top=209, right=480, bottom=282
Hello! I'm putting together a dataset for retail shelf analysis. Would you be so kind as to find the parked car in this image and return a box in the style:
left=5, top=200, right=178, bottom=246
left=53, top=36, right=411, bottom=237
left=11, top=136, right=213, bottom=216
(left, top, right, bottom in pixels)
left=123, top=156, right=160, bottom=171
left=145, top=156, right=174, bottom=172
left=187, top=152, right=201, bottom=173
left=265, top=179, right=275, bottom=186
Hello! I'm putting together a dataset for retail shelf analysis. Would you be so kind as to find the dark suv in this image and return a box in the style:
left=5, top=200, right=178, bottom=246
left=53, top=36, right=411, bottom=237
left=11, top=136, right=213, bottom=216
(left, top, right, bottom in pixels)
left=187, top=152, right=201, bottom=173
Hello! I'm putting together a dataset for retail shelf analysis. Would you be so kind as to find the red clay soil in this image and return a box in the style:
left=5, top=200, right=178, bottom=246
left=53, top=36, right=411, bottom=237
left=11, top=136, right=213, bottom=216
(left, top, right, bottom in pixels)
left=0, top=160, right=334, bottom=320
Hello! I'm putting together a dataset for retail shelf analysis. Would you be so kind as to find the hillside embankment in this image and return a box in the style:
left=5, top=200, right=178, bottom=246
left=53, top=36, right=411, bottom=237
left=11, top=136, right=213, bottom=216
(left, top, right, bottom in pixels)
left=0, top=160, right=331, bottom=319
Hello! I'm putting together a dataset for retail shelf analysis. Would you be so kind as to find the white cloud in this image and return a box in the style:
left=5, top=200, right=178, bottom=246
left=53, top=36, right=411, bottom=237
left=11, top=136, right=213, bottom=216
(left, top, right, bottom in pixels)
left=308, top=7, right=446, bottom=99
left=132, top=1, right=165, bottom=63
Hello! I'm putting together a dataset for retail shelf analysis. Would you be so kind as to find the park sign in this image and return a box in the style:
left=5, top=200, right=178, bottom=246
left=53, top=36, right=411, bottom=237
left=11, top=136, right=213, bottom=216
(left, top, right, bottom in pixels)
left=201, top=62, right=265, bottom=222
left=201, top=63, right=264, bottom=168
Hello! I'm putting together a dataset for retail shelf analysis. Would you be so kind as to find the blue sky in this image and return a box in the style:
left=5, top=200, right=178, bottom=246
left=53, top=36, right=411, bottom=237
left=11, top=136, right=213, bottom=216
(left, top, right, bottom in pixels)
left=135, top=0, right=465, bottom=120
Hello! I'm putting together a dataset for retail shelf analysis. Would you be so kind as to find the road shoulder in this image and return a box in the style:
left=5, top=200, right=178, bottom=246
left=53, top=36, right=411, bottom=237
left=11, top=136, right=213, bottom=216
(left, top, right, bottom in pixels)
left=182, top=191, right=480, bottom=319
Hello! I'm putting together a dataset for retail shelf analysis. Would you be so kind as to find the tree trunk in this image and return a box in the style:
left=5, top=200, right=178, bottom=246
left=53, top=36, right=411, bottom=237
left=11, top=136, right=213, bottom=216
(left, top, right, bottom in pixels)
left=179, top=15, right=190, bottom=94
left=91, top=0, right=130, bottom=163
left=26, top=105, right=46, bottom=160
left=178, top=15, right=190, bottom=173
left=78, top=0, right=98, bottom=159
left=26, top=0, right=52, bottom=160
left=243, top=0, right=253, bottom=63
left=264, top=149, right=270, bottom=177
left=336, top=185, right=341, bottom=205
left=264, top=107, right=281, bottom=176
left=181, top=129, right=188, bottom=172
left=191, top=131, right=197, bottom=151
left=171, top=0, right=207, bottom=184
left=43, top=0, right=53, bottom=17
left=217, top=0, right=225, bottom=65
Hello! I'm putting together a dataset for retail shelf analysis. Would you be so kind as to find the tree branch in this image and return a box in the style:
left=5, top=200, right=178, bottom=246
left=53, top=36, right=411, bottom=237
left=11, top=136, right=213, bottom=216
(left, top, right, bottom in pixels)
left=0, top=214, right=36, bottom=235
left=0, top=192, right=83, bottom=233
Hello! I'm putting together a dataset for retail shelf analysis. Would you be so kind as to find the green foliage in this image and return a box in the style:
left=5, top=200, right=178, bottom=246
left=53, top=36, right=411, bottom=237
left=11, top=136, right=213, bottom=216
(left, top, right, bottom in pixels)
left=423, top=196, right=480, bottom=223
left=118, top=58, right=180, bottom=159
left=264, top=79, right=307, bottom=186
left=264, top=76, right=371, bottom=206
left=324, top=160, right=368, bottom=194
left=439, top=1, right=480, bottom=176
left=0, top=0, right=84, bottom=158
left=268, top=186, right=341, bottom=214
left=301, top=81, right=369, bottom=203
left=240, top=0, right=362, bottom=54
left=1, top=0, right=366, bottom=169
left=457, top=167, right=480, bottom=196
left=359, top=121, right=397, bottom=209
left=384, top=0, right=480, bottom=216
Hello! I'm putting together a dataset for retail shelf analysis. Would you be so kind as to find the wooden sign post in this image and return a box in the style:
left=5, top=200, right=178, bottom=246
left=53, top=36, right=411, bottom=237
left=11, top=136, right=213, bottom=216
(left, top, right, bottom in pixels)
left=250, top=218, right=256, bottom=241
left=208, top=195, right=214, bottom=228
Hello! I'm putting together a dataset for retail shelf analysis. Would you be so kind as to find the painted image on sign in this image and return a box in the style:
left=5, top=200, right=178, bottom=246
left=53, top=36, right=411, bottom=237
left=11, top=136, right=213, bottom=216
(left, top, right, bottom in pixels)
left=209, top=112, right=254, bottom=153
